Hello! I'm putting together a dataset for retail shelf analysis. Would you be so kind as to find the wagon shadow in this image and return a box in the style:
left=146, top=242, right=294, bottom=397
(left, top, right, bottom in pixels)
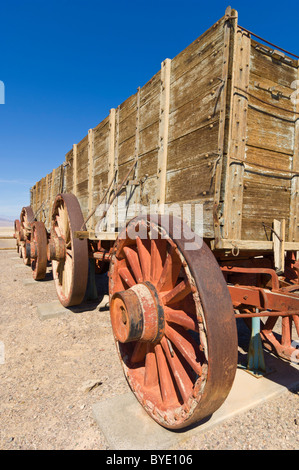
left=68, top=272, right=109, bottom=314
left=237, top=319, right=299, bottom=395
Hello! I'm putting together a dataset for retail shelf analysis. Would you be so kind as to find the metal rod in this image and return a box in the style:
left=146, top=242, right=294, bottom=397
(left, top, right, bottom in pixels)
left=235, top=310, right=298, bottom=318
left=238, top=25, right=299, bottom=59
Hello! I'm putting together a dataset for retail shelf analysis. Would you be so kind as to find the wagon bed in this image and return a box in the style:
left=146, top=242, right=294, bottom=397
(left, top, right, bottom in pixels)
left=30, top=7, right=299, bottom=262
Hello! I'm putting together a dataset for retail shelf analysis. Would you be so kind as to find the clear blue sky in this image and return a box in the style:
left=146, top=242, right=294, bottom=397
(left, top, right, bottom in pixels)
left=0, top=0, right=298, bottom=220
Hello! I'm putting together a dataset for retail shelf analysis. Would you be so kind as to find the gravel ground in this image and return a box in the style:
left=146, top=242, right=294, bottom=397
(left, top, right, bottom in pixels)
left=0, top=249, right=298, bottom=450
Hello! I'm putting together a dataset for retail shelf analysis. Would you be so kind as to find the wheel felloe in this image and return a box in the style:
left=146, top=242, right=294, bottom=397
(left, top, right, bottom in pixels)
left=109, top=215, right=238, bottom=430
left=50, top=193, right=88, bottom=307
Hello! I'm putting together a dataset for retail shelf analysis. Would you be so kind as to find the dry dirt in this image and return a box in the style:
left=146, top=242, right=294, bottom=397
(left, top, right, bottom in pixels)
left=0, top=248, right=128, bottom=450
left=0, top=247, right=298, bottom=450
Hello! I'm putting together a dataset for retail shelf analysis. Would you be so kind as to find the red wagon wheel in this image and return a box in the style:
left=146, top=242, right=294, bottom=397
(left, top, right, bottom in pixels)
left=49, top=193, right=88, bottom=307
left=30, top=221, right=48, bottom=280
left=109, top=215, right=238, bottom=429
left=20, top=206, right=35, bottom=266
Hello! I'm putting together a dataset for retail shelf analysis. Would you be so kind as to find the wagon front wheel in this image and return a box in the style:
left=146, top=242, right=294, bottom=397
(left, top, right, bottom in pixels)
left=49, top=193, right=88, bottom=307
left=109, top=215, right=238, bottom=429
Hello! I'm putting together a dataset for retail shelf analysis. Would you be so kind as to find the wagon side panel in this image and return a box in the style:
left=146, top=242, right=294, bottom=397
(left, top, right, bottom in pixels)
left=222, top=27, right=298, bottom=245
left=241, top=42, right=297, bottom=242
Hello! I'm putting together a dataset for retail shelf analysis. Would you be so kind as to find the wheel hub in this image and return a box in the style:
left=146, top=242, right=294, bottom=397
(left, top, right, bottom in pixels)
left=110, top=281, right=165, bottom=344
left=47, top=236, right=66, bottom=261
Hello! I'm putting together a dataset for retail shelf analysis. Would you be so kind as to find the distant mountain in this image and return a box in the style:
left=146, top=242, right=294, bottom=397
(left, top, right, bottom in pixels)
left=0, top=217, right=14, bottom=227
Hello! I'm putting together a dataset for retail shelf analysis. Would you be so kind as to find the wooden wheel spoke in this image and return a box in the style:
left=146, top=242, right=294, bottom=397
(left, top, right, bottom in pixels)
left=63, top=253, right=73, bottom=294
left=123, top=246, right=143, bottom=283
left=161, top=336, right=193, bottom=403
left=131, top=342, right=147, bottom=364
left=165, top=324, right=202, bottom=376
left=154, top=343, right=178, bottom=405
left=57, top=261, right=64, bottom=286
left=119, top=266, right=136, bottom=288
left=56, top=208, right=64, bottom=237
left=164, top=306, right=198, bottom=331
left=150, top=239, right=165, bottom=285
left=162, top=280, right=191, bottom=306
left=293, top=314, right=299, bottom=336
left=136, top=237, right=151, bottom=281
left=144, top=344, right=159, bottom=388
left=156, top=246, right=182, bottom=293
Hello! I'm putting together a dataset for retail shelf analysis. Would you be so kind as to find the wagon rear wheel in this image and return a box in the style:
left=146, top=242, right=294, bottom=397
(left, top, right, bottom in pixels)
left=49, top=193, right=88, bottom=307
left=20, top=206, right=35, bottom=265
left=109, top=215, right=238, bottom=429
left=31, top=221, right=48, bottom=280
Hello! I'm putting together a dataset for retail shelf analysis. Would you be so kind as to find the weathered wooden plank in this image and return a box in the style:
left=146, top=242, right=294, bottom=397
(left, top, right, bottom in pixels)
left=166, top=160, right=217, bottom=204
left=245, top=146, right=292, bottom=172
left=170, top=48, right=223, bottom=114
left=139, top=71, right=161, bottom=108
left=213, top=7, right=234, bottom=243
left=73, top=144, right=77, bottom=196
left=87, top=128, right=94, bottom=229
left=273, top=218, right=285, bottom=273
left=76, top=135, right=89, bottom=205
left=246, top=106, right=294, bottom=155
left=139, top=121, right=159, bottom=157
left=248, top=72, right=296, bottom=118
left=168, top=91, right=220, bottom=143
left=170, top=15, right=225, bottom=84
left=288, top=61, right=299, bottom=242
left=241, top=171, right=291, bottom=241
left=250, top=41, right=297, bottom=88
left=157, top=58, right=171, bottom=208
left=167, top=123, right=219, bottom=172
left=214, top=239, right=299, bottom=252
left=65, top=148, right=73, bottom=194
left=222, top=27, right=251, bottom=240
left=93, top=116, right=110, bottom=161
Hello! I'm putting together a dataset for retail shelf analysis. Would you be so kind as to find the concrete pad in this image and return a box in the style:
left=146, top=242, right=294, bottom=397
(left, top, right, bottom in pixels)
left=92, top=353, right=299, bottom=450
left=37, top=300, right=69, bottom=321
left=23, top=278, right=36, bottom=286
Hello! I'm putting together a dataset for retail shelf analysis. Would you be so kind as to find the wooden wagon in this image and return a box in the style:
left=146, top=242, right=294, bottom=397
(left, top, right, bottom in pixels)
left=14, top=6, right=299, bottom=429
